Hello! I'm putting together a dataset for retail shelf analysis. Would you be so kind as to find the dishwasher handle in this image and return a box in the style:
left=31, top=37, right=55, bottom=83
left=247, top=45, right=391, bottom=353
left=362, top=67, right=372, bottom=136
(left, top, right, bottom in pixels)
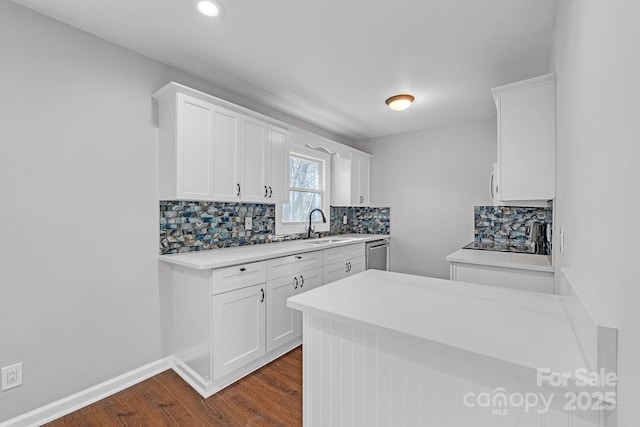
left=367, top=243, right=388, bottom=251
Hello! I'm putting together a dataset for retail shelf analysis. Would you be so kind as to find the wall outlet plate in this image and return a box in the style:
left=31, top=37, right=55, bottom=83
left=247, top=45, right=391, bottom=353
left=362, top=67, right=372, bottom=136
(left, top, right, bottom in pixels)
left=245, top=217, right=252, bottom=230
left=343, top=215, right=348, bottom=225
left=1, top=363, right=23, bottom=391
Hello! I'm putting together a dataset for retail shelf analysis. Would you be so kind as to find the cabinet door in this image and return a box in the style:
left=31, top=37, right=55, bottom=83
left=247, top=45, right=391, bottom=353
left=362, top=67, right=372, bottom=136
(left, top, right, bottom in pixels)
left=240, top=118, right=268, bottom=203
left=345, top=256, right=366, bottom=277
left=292, top=267, right=323, bottom=340
left=330, top=154, right=352, bottom=206
left=212, top=284, right=266, bottom=380
left=266, top=275, right=298, bottom=353
left=496, top=77, right=555, bottom=201
left=351, top=153, right=371, bottom=206
left=176, top=94, right=215, bottom=200
left=267, top=126, right=289, bottom=203
left=323, top=261, right=348, bottom=285
left=297, top=267, right=322, bottom=293
left=211, top=107, right=242, bottom=201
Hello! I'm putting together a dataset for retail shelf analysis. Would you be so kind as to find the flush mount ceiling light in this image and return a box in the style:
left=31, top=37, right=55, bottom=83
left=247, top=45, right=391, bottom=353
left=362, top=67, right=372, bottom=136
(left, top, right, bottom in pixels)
left=194, top=0, right=222, bottom=17
left=385, top=94, right=415, bottom=111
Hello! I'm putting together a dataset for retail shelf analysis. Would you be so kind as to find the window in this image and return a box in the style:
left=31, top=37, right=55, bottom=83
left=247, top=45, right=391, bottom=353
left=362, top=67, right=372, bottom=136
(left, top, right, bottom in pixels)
left=276, top=145, right=330, bottom=235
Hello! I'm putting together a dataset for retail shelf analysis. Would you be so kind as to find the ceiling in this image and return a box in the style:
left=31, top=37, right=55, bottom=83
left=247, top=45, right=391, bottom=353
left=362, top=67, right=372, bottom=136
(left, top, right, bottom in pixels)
left=11, top=0, right=558, bottom=141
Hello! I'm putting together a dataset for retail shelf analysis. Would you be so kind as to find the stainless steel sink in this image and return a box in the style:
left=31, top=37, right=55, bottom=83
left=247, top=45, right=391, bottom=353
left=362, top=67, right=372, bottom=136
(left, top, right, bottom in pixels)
left=307, top=238, right=354, bottom=245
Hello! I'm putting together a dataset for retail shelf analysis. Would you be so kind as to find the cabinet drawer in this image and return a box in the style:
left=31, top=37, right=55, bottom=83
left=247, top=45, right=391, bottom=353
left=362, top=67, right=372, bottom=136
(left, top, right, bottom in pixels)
left=450, top=262, right=554, bottom=294
left=211, top=261, right=266, bottom=295
left=266, top=251, right=323, bottom=280
left=323, top=243, right=365, bottom=265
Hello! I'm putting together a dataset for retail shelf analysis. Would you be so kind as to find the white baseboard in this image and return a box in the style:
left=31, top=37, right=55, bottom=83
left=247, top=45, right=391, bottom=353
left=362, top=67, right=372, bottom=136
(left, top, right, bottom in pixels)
left=0, top=357, right=172, bottom=427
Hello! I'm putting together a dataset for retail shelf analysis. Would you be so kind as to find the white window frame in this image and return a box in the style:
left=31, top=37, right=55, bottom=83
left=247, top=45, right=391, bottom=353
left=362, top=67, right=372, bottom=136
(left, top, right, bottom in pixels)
left=276, top=145, right=331, bottom=235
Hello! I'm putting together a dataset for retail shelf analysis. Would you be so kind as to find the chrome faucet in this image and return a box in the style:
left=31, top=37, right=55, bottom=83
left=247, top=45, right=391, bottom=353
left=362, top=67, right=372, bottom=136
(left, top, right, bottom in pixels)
left=307, top=208, right=327, bottom=239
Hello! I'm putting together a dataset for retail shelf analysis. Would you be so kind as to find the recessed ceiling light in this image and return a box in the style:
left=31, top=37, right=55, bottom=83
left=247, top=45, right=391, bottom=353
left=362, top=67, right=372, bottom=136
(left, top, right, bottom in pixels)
left=385, top=94, right=415, bottom=111
left=195, top=0, right=221, bottom=17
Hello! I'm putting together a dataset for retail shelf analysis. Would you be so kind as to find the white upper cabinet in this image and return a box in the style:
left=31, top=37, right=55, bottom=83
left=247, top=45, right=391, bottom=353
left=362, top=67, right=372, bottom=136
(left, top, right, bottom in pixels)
left=267, top=126, right=289, bottom=203
left=331, top=151, right=371, bottom=206
left=239, top=118, right=289, bottom=204
left=154, top=83, right=288, bottom=203
left=155, top=90, right=241, bottom=201
left=211, top=107, right=242, bottom=202
left=240, top=118, right=268, bottom=203
left=492, top=74, right=555, bottom=202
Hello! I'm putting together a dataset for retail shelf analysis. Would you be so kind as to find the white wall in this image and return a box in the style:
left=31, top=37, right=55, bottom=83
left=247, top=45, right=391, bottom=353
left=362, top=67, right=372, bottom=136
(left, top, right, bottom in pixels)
left=552, top=1, right=640, bottom=424
left=0, top=2, right=350, bottom=422
left=355, top=118, right=496, bottom=278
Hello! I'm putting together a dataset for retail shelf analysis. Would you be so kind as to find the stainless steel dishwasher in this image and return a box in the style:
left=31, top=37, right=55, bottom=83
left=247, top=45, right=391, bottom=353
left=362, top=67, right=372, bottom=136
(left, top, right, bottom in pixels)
left=366, top=239, right=389, bottom=271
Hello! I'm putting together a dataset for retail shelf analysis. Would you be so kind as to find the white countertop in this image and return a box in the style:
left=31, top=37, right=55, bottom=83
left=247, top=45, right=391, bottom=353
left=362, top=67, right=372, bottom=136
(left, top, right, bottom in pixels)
left=446, top=248, right=554, bottom=272
left=158, top=234, right=390, bottom=270
left=287, top=270, right=586, bottom=375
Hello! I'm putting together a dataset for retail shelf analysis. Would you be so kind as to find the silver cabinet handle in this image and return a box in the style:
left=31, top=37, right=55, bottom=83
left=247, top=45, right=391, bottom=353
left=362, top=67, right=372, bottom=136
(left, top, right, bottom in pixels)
left=490, top=173, right=494, bottom=200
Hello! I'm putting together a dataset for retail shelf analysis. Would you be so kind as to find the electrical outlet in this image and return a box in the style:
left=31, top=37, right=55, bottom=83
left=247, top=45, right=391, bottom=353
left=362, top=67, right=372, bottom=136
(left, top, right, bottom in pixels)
left=342, top=215, right=348, bottom=225
left=1, top=363, right=22, bottom=391
left=245, top=217, right=252, bottom=230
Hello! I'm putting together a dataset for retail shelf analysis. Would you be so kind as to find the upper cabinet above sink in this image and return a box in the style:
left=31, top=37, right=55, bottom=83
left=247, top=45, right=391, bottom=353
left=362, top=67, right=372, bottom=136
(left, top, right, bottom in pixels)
left=492, top=74, right=555, bottom=204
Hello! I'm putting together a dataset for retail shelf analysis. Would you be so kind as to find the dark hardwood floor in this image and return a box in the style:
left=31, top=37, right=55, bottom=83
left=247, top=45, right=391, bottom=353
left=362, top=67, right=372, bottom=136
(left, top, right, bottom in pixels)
left=45, top=346, right=302, bottom=427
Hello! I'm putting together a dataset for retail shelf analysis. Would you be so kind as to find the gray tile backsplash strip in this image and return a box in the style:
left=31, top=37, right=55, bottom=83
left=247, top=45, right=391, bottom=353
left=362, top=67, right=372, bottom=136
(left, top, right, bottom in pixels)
left=160, top=201, right=391, bottom=254
left=474, top=205, right=553, bottom=255
left=330, top=206, right=391, bottom=235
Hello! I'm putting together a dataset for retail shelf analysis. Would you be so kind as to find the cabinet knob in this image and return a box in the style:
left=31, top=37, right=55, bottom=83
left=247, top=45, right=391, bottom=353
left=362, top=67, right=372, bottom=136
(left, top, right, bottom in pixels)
left=295, top=255, right=303, bottom=260
left=240, top=267, right=246, bottom=272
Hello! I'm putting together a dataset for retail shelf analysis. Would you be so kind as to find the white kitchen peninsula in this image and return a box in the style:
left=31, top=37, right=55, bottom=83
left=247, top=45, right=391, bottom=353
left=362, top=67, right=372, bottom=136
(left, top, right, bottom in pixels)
left=287, top=270, right=615, bottom=427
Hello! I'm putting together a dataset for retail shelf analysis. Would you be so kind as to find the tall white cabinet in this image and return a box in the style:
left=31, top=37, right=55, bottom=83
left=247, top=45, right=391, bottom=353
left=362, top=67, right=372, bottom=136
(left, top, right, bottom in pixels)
left=330, top=151, right=371, bottom=206
left=153, top=83, right=288, bottom=203
left=492, top=74, right=555, bottom=202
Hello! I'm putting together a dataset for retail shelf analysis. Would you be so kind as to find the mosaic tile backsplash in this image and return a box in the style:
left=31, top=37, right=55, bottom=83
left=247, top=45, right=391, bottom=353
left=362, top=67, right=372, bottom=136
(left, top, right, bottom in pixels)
left=330, top=206, right=391, bottom=235
left=160, top=201, right=391, bottom=254
left=160, top=201, right=278, bottom=254
left=474, top=206, right=553, bottom=255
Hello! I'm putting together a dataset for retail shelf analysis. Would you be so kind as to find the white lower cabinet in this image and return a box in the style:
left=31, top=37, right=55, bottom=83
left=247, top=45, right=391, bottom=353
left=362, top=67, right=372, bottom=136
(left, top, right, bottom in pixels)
left=170, top=242, right=374, bottom=398
left=265, top=267, right=323, bottom=352
left=265, top=251, right=323, bottom=352
left=266, top=275, right=297, bottom=352
left=449, top=262, right=554, bottom=293
left=323, top=243, right=366, bottom=284
left=212, top=283, right=266, bottom=380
